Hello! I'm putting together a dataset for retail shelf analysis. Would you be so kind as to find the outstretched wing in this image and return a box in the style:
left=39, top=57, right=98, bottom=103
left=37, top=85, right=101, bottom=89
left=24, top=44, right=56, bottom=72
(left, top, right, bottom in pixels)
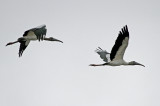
left=110, top=25, right=129, bottom=61
left=95, top=47, right=110, bottom=63
left=19, top=40, right=30, bottom=57
left=23, top=24, right=47, bottom=41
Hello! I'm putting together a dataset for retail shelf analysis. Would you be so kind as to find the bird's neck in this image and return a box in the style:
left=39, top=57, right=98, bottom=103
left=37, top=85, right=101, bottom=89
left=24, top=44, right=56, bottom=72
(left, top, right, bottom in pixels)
left=43, top=37, right=50, bottom=41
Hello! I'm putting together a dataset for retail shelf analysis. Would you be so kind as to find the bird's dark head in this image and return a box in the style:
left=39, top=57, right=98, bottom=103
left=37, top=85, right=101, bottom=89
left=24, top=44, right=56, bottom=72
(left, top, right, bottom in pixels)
left=129, top=61, right=145, bottom=67
left=49, top=37, right=63, bottom=43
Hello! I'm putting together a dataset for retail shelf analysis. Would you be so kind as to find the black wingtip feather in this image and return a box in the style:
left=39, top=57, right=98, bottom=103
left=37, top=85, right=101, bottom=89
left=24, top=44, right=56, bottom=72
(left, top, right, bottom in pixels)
left=110, top=25, right=129, bottom=60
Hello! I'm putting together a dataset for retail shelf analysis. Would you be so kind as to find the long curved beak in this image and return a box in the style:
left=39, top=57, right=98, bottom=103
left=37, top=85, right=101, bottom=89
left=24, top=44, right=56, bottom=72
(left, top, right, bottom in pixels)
left=135, top=62, right=145, bottom=67
left=55, top=39, right=63, bottom=43
left=53, top=38, right=63, bottom=43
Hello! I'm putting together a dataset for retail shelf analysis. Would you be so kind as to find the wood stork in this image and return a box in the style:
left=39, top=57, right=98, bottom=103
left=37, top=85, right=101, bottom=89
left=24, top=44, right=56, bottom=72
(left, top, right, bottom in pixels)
left=90, top=25, right=145, bottom=67
left=6, top=24, right=63, bottom=57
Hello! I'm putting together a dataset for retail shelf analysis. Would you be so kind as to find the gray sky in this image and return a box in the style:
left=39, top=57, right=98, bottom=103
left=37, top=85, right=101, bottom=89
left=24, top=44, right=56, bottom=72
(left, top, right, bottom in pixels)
left=1, top=0, right=160, bottom=106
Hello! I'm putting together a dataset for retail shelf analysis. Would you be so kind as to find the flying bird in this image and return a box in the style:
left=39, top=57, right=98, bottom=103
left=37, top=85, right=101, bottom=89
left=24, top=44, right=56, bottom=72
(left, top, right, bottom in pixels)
left=6, top=24, right=63, bottom=57
left=90, top=25, right=145, bottom=67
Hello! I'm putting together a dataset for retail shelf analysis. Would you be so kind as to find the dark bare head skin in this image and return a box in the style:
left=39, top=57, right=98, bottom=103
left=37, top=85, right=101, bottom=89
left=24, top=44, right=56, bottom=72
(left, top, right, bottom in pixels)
left=128, top=61, right=145, bottom=67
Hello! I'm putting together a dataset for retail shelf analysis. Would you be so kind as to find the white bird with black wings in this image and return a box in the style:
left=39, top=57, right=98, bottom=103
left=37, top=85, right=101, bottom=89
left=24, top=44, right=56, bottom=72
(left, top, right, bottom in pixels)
left=6, top=24, right=63, bottom=57
left=90, top=25, right=145, bottom=67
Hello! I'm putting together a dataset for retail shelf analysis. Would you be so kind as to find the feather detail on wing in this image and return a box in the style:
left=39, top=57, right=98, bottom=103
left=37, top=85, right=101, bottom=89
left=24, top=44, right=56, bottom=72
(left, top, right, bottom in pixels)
left=95, top=47, right=110, bottom=63
left=110, top=25, right=129, bottom=61
left=19, top=40, right=30, bottom=57
left=23, top=25, right=47, bottom=41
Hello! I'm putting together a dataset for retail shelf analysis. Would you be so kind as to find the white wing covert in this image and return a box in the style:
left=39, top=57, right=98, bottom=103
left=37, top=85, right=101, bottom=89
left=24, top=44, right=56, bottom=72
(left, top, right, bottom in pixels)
left=23, top=25, right=47, bottom=41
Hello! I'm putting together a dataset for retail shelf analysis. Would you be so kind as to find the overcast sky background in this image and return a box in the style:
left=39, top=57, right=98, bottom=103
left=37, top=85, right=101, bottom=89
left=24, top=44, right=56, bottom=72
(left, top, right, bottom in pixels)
left=0, top=0, right=160, bottom=106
